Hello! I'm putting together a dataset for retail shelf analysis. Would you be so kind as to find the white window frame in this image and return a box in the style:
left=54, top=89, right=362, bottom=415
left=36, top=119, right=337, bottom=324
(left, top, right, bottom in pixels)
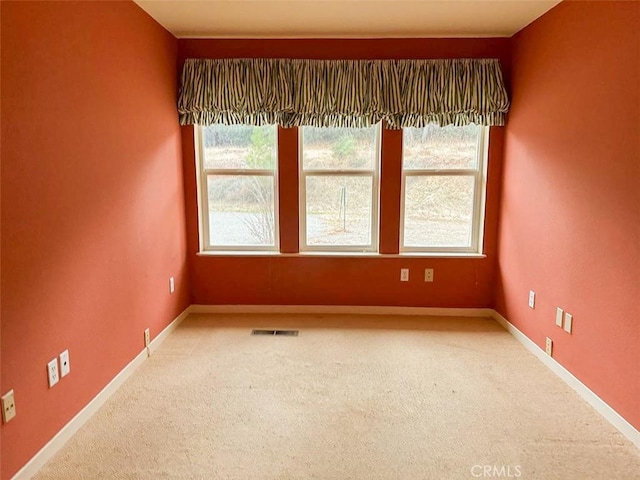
left=194, top=124, right=279, bottom=252
left=299, top=124, right=382, bottom=253
left=400, top=126, right=489, bottom=254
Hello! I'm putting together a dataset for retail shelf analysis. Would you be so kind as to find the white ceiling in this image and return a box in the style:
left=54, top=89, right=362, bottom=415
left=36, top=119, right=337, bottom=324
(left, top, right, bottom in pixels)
left=133, top=0, right=562, bottom=38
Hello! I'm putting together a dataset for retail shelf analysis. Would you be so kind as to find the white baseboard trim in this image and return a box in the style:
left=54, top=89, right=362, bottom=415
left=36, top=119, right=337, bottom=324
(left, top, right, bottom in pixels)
left=14, top=304, right=638, bottom=479
left=148, top=308, right=191, bottom=355
left=492, top=310, right=640, bottom=450
left=189, top=304, right=494, bottom=318
left=12, top=307, right=191, bottom=480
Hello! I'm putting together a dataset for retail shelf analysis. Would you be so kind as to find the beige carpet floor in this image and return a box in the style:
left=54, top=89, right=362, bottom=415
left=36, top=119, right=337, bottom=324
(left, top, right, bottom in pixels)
left=35, top=314, right=640, bottom=479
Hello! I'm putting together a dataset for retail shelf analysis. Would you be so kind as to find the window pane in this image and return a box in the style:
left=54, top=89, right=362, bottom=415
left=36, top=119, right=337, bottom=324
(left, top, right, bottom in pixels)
left=403, top=176, right=475, bottom=248
left=202, top=124, right=276, bottom=170
left=403, top=124, right=480, bottom=170
left=207, top=175, right=276, bottom=247
left=302, top=126, right=377, bottom=170
left=305, top=176, right=373, bottom=247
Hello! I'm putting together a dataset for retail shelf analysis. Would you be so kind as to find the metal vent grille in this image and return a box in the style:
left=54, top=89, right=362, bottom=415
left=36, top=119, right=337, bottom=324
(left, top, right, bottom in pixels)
left=251, top=329, right=298, bottom=336
left=275, top=330, right=298, bottom=336
left=251, top=329, right=275, bottom=335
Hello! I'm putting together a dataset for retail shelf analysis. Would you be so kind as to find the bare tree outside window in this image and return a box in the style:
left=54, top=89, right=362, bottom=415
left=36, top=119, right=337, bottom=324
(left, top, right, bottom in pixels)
left=199, top=124, right=278, bottom=250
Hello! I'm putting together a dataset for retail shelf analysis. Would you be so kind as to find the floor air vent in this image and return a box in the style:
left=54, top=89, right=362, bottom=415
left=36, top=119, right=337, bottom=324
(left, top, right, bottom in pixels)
left=275, top=330, right=298, bottom=336
left=251, top=329, right=298, bottom=336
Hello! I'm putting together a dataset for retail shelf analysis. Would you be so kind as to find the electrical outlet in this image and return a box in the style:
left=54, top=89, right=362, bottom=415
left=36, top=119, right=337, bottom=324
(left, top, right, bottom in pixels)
left=545, top=337, right=553, bottom=356
left=144, top=328, right=150, bottom=347
left=169, top=277, right=175, bottom=294
left=528, top=290, right=536, bottom=309
left=47, top=359, right=59, bottom=388
left=556, top=307, right=564, bottom=327
left=564, top=312, right=573, bottom=334
left=424, top=268, right=434, bottom=282
left=59, top=350, right=70, bottom=377
left=1, top=390, right=16, bottom=423
left=400, top=268, right=409, bottom=282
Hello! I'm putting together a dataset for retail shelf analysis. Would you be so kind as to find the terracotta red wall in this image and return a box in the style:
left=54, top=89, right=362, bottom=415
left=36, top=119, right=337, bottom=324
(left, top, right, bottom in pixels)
left=0, top=3, right=3, bottom=467
left=1, top=2, right=189, bottom=478
left=496, top=1, right=639, bottom=429
left=179, top=39, right=510, bottom=307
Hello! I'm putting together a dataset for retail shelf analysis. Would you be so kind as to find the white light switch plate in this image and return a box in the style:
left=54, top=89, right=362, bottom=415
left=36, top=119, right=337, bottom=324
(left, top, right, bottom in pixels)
left=564, top=313, right=573, bottom=334
left=556, top=307, right=564, bottom=327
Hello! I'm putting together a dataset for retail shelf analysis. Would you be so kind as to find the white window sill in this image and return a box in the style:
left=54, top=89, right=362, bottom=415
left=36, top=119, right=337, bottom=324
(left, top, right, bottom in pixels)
left=196, top=251, right=487, bottom=259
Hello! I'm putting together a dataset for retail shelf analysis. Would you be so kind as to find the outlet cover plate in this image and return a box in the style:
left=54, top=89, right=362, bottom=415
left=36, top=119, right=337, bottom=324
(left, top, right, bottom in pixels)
left=528, top=291, right=536, bottom=309
left=1, top=390, right=16, bottom=423
left=424, top=268, right=434, bottom=282
left=545, top=337, right=553, bottom=356
left=47, top=359, right=59, bottom=388
left=144, top=328, right=150, bottom=347
left=400, top=268, right=409, bottom=282
left=59, top=350, right=70, bottom=377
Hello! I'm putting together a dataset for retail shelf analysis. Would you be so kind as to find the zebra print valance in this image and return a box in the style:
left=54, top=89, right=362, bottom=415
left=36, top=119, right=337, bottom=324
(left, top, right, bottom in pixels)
left=178, top=58, right=509, bottom=128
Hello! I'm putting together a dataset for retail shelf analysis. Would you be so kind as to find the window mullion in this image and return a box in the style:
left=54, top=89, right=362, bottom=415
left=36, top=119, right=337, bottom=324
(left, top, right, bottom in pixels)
left=402, top=169, right=477, bottom=176
left=302, top=170, right=374, bottom=177
left=204, top=169, right=275, bottom=176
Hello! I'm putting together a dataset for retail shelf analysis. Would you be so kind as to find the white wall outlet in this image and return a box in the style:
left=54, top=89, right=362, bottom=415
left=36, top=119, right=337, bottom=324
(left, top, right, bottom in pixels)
left=59, top=350, right=70, bottom=377
left=424, top=268, right=434, bottom=282
left=564, top=312, right=573, bottom=334
left=545, top=337, right=553, bottom=356
left=169, top=276, right=175, bottom=294
left=528, top=290, right=536, bottom=309
left=144, top=328, right=150, bottom=347
left=556, top=307, right=564, bottom=327
left=47, top=358, right=59, bottom=387
left=1, top=390, right=17, bottom=423
left=400, top=268, right=409, bottom=282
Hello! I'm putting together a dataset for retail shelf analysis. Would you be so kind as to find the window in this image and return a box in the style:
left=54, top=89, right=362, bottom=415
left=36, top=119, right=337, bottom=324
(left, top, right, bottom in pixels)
left=299, top=125, right=381, bottom=252
left=195, top=124, right=278, bottom=251
left=401, top=124, right=488, bottom=253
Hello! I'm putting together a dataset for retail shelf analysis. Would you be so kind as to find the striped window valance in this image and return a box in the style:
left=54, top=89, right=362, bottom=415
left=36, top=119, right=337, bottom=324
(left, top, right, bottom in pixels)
left=178, top=58, right=509, bottom=128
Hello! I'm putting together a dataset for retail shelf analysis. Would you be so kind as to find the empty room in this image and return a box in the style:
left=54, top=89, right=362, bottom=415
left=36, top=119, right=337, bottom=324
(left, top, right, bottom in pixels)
left=1, top=0, right=638, bottom=478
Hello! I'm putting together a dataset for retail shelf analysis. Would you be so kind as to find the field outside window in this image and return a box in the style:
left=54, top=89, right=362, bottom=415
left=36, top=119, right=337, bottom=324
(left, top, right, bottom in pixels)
left=197, top=124, right=278, bottom=251
left=401, top=124, right=488, bottom=253
left=300, top=125, right=381, bottom=252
